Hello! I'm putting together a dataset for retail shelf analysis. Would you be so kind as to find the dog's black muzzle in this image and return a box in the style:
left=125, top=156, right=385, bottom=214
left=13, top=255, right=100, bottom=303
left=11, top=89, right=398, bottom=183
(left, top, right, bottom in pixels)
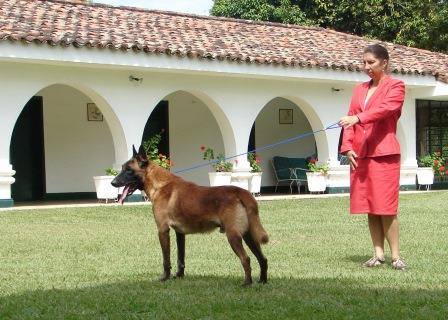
left=111, top=171, right=144, bottom=204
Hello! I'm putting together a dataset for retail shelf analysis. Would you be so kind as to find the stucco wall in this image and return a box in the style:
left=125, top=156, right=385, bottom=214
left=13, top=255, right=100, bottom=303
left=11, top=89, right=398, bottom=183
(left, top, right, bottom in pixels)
left=1, top=59, right=442, bottom=199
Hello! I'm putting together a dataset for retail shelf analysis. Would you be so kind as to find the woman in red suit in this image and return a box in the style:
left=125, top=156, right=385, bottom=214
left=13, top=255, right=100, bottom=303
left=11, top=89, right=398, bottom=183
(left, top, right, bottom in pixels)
left=339, top=44, right=406, bottom=270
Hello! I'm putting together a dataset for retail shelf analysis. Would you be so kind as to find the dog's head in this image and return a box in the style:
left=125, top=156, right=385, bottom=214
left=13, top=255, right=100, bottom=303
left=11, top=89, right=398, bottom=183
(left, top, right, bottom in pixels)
left=111, top=145, right=148, bottom=204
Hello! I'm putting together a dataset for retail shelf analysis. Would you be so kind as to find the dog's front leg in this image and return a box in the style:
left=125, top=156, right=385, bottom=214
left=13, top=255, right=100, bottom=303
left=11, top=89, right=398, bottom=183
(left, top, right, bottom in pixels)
left=175, top=231, right=185, bottom=278
left=158, top=228, right=171, bottom=281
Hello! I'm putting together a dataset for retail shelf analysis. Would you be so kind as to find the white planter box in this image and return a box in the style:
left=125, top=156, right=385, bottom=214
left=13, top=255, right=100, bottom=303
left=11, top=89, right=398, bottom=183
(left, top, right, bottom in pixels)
left=416, top=167, right=434, bottom=186
left=209, top=172, right=232, bottom=186
left=230, top=171, right=252, bottom=190
left=306, top=172, right=327, bottom=193
left=93, top=175, right=118, bottom=201
left=249, top=172, right=262, bottom=194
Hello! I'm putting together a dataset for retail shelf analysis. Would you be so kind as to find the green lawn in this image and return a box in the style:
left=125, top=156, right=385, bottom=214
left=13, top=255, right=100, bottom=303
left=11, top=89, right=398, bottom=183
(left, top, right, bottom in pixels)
left=1, top=192, right=447, bottom=319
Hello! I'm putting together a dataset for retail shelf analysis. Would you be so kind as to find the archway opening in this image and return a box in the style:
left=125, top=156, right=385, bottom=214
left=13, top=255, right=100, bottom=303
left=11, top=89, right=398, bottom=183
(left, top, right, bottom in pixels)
left=250, top=97, right=317, bottom=193
left=10, top=84, right=117, bottom=202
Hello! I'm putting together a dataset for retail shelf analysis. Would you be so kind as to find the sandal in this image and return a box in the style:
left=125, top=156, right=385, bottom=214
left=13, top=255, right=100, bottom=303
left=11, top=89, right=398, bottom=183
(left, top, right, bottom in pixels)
left=362, top=256, right=385, bottom=267
left=392, top=257, right=407, bottom=271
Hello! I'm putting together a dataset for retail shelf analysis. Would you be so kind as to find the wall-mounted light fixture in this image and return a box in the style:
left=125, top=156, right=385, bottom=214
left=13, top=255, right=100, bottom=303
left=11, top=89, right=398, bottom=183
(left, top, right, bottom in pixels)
left=129, top=75, right=143, bottom=84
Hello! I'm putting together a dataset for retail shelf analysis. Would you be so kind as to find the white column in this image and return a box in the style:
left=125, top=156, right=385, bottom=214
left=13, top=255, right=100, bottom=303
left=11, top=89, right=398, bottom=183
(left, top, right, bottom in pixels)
left=400, top=95, right=418, bottom=167
left=100, top=90, right=161, bottom=169
left=219, top=100, right=258, bottom=191
left=0, top=159, right=15, bottom=206
left=0, top=97, right=28, bottom=207
left=308, top=91, right=351, bottom=190
left=398, top=94, right=418, bottom=186
left=229, top=124, right=253, bottom=190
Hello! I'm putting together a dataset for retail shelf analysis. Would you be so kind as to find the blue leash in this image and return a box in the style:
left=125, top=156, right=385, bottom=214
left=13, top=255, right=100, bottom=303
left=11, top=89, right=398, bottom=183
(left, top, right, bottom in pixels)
left=173, top=121, right=341, bottom=174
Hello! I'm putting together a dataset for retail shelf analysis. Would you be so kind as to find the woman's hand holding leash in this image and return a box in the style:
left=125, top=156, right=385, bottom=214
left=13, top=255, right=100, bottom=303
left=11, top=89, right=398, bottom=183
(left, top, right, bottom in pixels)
left=339, top=115, right=360, bottom=128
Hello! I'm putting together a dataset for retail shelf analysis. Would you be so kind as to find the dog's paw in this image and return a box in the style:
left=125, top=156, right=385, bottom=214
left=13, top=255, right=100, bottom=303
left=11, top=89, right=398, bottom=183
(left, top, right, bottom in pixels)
left=175, top=271, right=185, bottom=279
left=159, top=274, right=171, bottom=282
left=242, top=279, right=253, bottom=287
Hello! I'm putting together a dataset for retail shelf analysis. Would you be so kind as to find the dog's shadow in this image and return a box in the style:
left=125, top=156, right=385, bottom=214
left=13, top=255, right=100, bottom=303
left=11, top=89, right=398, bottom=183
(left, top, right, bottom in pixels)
left=2, top=273, right=446, bottom=318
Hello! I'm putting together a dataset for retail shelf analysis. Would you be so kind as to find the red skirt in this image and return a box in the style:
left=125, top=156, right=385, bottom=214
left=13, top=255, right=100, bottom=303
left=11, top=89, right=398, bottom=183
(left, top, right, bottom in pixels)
left=350, top=154, right=400, bottom=215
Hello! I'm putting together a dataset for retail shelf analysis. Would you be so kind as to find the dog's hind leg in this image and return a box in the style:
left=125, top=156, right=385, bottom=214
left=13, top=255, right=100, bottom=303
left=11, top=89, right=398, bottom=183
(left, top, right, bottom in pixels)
left=226, top=229, right=252, bottom=286
left=175, top=231, right=185, bottom=278
left=158, top=228, right=171, bottom=281
left=243, top=233, right=268, bottom=284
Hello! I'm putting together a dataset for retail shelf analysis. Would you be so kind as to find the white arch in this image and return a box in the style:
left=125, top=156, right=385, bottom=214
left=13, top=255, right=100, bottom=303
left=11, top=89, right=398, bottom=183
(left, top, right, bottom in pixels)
left=7, top=82, right=127, bottom=167
left=148, top=89, right=237, bottom=156
left=255, top=95, right=329, bottom=162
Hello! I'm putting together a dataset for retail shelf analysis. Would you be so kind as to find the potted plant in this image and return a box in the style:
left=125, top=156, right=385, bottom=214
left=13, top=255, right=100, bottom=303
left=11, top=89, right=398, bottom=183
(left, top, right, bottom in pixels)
left=93, top=167, right=119, bottom=203
left=248, top=152, right=262, bottom=195
left=417, top=151, right=447, bottom=189
left=141, top=131, right=173, bottom=200
left=432, top=151, right=448, bottom=181
left=417, top=154, right=435, bottom=188
left=306, top=158, right=329, bottom=193
left=201, top=145, right=233, bottom=186
left=142, top=131, right=173, bottom=170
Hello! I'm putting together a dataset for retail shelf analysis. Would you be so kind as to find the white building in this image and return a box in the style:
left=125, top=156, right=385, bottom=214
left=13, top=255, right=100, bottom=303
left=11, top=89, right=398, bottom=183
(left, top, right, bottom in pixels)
left=1, top=0, right=447, bottom=207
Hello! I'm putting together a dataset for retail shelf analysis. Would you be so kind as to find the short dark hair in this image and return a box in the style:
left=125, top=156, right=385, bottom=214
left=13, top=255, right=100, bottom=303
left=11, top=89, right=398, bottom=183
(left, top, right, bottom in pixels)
left=363, top=44, right=389, bottom=61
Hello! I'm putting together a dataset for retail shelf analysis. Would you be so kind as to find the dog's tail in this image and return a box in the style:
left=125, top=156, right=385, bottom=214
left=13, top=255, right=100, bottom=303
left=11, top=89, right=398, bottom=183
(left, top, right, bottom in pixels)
left=238, top=190, right=269, bottom=245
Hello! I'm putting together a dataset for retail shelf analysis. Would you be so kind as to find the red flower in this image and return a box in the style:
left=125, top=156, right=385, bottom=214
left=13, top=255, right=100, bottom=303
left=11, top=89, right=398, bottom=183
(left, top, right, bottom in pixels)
left=445, top=170, right=448, bottom=175
left=439, top=166, right=445, bottom=172
left=200, top=145, right=205, bottom=151
left=310, top=158, right=317, bottom=164
left=434, top=160, right=439, bottom=166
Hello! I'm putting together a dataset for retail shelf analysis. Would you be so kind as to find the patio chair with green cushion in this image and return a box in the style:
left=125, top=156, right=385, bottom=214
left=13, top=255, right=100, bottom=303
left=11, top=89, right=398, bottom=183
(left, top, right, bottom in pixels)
left=271, top=156, right=309, bottom=193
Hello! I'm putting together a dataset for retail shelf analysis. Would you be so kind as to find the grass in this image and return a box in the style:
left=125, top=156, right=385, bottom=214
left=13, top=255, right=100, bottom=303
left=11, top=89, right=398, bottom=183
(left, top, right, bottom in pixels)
left=1, top=192, right=447, bottom=319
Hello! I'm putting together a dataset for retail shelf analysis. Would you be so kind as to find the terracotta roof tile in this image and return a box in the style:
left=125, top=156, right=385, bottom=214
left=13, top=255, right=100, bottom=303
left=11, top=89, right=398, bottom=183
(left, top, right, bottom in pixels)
left=1, top=0, right=447, bottom=83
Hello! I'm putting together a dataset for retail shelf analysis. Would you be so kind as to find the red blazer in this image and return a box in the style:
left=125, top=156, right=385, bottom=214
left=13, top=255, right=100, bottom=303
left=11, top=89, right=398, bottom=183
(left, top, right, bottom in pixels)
left=340, top=76, right=405, bottom=158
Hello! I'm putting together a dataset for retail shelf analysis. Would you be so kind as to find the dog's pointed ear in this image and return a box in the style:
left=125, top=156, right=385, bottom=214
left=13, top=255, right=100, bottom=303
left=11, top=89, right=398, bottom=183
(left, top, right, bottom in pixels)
left=136, top=145, right=149, bottom=168
left=136, top=145, right=148, bottom=162
left=138, top=145, right=147, bottom=159
left=132, top=145, right=138, bottom=158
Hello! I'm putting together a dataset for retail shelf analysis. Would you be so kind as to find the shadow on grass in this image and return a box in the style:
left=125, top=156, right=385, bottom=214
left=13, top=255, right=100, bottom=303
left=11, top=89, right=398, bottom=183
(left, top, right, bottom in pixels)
left=1, top=275, right=446, bottom=319
left=345, top=255, right=372, bottom=264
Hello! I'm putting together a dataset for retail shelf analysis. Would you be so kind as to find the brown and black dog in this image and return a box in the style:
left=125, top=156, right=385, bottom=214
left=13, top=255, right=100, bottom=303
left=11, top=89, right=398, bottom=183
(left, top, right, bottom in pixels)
left=111, top=145, right=269, bottom=285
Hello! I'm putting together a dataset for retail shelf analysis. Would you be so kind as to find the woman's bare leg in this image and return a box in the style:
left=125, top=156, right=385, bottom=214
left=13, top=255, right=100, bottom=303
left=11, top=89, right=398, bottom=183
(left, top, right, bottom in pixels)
left=381, top=215, right=400, bottom=260
left=368, top=214, right=385, bottom=259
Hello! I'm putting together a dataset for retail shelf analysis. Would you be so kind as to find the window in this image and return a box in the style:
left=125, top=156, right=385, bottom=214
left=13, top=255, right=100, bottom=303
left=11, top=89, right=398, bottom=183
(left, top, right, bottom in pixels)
left=416, top=100, right=448, bottom=157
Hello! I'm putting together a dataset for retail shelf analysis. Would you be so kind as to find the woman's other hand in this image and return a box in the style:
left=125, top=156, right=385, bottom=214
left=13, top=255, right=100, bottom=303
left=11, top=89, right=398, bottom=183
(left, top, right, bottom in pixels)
left=346, top=150, right=358, bottom=170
